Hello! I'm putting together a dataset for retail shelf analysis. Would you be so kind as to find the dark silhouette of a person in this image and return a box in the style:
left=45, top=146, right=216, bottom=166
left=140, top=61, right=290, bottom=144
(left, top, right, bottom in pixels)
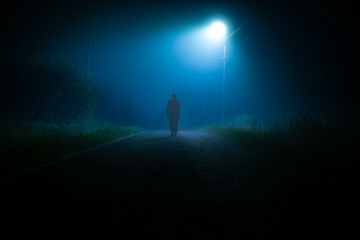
left=167, top=94, right=180, bottom=136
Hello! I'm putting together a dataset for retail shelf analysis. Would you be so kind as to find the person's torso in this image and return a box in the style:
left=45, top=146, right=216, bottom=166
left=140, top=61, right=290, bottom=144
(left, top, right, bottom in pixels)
left=168, top=100, right=180, bottom=113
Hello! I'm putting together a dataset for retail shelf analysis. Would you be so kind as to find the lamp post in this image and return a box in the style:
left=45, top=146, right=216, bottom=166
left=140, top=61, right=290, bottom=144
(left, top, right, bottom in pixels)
left=207, top=21, right=227, bottom=124
left=208, top=21, right=242, bottom=124
left=222, top=39, right=226, bottom=125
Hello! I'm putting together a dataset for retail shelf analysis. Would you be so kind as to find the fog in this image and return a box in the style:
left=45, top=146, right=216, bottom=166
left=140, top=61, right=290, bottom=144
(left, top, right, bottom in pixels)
left=1, top=0, right=357, bottom=128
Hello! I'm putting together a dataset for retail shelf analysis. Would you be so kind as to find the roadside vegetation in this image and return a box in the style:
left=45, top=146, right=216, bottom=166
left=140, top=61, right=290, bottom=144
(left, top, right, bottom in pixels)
left=0, top=122, right=141, bottom=177
left=203, top=112, right=358, bottom=229
left=0, top=59, right=141, bottom=178
left=203, top=112, right=357, bottom=179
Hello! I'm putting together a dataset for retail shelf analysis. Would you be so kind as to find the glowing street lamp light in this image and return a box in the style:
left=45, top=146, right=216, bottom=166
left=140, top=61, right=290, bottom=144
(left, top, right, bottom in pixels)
left=207, top=21, right=227, bottom=41
left=207, top=20, right=243, bottom=124
left=207, top=21, right=227, bottom=124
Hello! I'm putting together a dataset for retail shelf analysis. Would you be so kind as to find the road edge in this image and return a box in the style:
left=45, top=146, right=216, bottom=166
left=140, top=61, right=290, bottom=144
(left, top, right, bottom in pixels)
left=0, top=131, right=147, bottom=184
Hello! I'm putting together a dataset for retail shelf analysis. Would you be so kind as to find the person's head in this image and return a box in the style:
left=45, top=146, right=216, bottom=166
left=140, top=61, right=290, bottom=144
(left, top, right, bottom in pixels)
left=172, top=94, right=176, bottom=100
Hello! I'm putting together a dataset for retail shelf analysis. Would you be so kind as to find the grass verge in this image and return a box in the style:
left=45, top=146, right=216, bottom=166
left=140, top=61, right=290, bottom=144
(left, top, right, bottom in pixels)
left=0, top=121, right=142, bottom=178
left=203, top=113, right=359, bottom=237
left=203, top=113, right=356, bottom=176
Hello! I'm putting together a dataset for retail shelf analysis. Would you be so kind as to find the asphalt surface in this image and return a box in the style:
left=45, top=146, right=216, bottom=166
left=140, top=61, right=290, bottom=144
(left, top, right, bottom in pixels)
left=1, top=130, right=339, bottom=239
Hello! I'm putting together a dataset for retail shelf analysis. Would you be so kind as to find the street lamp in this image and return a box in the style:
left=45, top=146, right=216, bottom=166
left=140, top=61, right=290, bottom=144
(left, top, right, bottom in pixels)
left=207, top=20, right=241, bottom=124
left=207, top=21, right=227, bottom=41
left=207, top=21, right=227, bottom=124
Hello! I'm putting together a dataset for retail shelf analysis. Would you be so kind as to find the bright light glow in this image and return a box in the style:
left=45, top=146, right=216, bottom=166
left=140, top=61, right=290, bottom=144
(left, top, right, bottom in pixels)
left=207, top=21, right=227, bottom=41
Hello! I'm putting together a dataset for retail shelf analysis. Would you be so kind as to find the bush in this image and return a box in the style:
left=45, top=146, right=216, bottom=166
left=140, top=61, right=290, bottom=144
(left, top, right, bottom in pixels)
left=0, top=59, right=100, bottom=123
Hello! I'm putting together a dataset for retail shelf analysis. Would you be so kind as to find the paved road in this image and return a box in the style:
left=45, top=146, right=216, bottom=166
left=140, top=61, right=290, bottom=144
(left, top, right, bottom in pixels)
left=1, top=131, right=333, bottom=239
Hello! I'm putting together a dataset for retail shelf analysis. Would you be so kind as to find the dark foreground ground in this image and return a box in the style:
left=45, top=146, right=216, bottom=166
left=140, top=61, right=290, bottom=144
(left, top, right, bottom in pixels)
left=0, top=131, right=354, bottom=239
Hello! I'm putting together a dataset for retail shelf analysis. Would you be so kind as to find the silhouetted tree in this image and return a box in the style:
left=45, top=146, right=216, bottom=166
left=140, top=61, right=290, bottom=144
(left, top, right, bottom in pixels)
left=0, top=58, right=100, bottom=123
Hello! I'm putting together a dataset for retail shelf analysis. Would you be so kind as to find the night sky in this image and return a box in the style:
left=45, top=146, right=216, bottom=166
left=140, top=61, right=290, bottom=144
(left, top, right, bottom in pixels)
left=1, top=0, right=358, bottom=127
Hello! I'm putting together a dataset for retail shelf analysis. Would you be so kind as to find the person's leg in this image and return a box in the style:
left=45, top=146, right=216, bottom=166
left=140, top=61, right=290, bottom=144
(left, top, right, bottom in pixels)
left=169, top=118, right=174, bottom=136
left=174, top=118, right=178, bottom=136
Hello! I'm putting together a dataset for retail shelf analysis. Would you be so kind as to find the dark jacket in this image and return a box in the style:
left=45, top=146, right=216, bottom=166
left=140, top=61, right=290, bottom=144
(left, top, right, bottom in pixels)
left=167, top=99, right=180, bottom=119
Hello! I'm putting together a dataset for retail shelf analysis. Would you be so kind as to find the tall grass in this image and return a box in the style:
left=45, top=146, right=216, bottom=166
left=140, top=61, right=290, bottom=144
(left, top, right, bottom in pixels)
left=0, top=121, right=142, bottom=177
left=204, top=112, right=356, bottom=172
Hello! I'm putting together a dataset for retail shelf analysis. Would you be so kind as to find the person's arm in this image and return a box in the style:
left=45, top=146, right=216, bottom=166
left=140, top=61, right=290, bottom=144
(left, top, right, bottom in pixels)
left=166, top=101, right=169, bottom=118
left=178, top=101, right=180, bottom=118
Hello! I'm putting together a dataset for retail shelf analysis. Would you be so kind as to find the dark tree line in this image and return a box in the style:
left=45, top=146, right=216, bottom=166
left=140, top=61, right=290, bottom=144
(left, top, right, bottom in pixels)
left=0, top=59, right=99, bottom=123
